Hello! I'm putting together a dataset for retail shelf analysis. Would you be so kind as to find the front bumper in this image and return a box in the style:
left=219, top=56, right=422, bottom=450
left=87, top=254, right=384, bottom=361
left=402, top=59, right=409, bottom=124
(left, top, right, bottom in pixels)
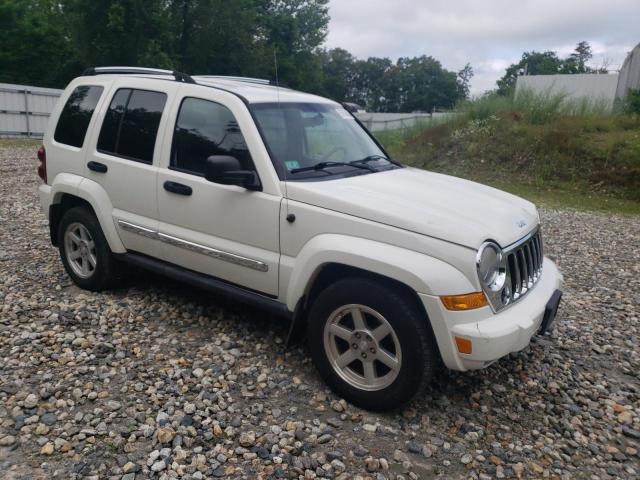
left=420, top=257, right=563, bottom=371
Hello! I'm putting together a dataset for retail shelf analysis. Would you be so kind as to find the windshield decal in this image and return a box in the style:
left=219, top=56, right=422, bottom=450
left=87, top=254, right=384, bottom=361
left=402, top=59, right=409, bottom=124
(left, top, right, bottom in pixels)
left=285, top=160, right=301, bottom=170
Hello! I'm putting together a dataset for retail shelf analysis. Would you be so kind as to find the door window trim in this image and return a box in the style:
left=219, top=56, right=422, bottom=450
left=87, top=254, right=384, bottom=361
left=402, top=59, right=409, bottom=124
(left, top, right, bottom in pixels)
left=96, top=87, right=167, bottom=165
left=168, top=96, right=259, bottom=180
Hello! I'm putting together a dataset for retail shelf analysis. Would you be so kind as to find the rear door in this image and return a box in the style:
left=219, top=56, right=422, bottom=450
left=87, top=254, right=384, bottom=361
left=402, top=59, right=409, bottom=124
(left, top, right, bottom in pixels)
left=84, top=78, right=179, bottom=257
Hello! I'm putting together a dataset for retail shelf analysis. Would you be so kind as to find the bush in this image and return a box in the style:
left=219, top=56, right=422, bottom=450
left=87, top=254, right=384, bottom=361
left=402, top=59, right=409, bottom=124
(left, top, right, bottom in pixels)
left=624, top=89, right=640, bottom=114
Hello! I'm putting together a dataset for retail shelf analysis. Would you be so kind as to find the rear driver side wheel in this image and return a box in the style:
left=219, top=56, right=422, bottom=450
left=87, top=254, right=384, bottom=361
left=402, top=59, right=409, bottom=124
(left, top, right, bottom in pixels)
left=58, top=207, right=120, bottom=291
left=308, top=277, right=440, bottom=410
left=64, top=222, right=97, bottom=279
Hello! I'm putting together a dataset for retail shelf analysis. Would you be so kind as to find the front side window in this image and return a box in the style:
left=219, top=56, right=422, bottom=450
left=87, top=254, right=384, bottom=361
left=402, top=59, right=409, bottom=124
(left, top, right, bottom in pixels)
left=251, top=103, right=392, bottom=179
left=97, top=88, right=167, bottom=163
left=171, top=97, right=253, bottom=175
left=54, top=85, right=104, bottom=148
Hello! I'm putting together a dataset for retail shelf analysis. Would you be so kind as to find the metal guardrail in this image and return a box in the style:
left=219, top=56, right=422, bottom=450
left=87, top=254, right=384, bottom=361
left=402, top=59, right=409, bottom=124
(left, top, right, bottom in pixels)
left=0, top=83, right=63, bottom=138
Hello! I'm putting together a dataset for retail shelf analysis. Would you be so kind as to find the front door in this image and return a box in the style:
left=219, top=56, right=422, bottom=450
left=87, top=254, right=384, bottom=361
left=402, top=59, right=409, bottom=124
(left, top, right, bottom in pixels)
left=156, top=89, right=281, bottom=296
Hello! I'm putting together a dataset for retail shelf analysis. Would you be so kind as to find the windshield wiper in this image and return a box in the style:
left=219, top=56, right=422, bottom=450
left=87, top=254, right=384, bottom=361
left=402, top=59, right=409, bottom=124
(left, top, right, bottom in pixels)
left=290, top=161, right=375, bottom=174
left=349, top=154, right=402, bottom=167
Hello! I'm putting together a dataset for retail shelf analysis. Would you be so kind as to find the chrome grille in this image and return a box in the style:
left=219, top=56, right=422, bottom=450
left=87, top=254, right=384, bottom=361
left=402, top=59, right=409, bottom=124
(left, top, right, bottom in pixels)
left=505, top=229, right=543, bottom=303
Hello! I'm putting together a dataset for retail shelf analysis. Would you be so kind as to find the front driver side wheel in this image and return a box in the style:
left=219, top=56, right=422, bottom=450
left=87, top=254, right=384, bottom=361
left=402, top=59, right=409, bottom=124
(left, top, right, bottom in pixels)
left=308, top=277, right=440, bottom=410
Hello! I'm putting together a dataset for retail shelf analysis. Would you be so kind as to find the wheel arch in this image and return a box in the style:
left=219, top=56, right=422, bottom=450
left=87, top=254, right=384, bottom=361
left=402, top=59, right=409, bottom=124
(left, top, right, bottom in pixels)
left=48, top=176, right=125, bottom=253
left=49, top=194, right=91, bottom=245
left=287, top=262, right=436, bottom=348
left=284, top=234, right=474, bottom=347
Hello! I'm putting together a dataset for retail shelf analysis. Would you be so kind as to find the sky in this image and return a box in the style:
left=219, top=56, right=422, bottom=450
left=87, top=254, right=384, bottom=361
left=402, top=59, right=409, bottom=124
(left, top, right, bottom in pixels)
left=325, top=0, right=640, bottom=95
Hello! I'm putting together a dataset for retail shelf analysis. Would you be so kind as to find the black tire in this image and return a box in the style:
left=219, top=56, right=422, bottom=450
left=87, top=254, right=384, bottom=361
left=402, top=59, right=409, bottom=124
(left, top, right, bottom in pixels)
left=58, top=206, right=120, bottom=291
left=307, top=276, right=440, bottom=411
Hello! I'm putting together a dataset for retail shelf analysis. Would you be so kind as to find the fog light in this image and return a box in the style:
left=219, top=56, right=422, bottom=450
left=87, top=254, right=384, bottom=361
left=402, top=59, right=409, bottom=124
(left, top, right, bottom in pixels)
left=455, top=336, right=472, bottom=354
left=501, top=286, right=511, bottom=305
left=440, top=292, right=488, bottom=311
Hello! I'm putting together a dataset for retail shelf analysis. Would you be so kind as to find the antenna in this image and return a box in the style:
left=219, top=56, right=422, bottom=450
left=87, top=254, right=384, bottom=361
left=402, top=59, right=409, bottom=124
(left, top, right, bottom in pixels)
left=274, top=47, right=291, bottom=219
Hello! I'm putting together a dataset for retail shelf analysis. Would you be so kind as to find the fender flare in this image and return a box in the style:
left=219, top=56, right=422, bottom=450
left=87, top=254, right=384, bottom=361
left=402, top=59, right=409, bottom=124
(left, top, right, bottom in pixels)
left=285, top=234, right=475, bottom=311
left=50, top=174, right=126, bottom=253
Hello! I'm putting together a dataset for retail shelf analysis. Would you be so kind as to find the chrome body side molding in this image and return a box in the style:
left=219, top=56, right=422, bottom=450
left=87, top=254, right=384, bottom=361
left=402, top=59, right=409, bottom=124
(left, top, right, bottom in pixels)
left=157, top=232, right=269, bottom=272
left=116, top=219, right=269, bottom=272
left=117, top=220, right=157, bottom=239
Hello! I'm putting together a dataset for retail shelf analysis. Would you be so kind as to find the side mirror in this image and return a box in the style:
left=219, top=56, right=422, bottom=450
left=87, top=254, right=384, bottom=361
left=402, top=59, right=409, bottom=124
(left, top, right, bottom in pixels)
left=204, top=155, right=261, bottom=191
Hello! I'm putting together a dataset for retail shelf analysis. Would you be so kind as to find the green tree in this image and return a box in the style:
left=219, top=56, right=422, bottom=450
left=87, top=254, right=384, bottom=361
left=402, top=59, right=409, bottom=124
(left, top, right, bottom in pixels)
left=497, top=51, right=564, bottom=95
left=560, top=41, right=590, bottom=73
left=317, top=52, right=466, bottom=112
left=497, top=42, right=605, bottom=95
left=166, top=0, right=264, bottom=76
left=565, top=40, right=593, bottom=73
left=257, top=0, right=330, bottom=91
left=319, top=48, right=356, bottom=102
left=351, top=57, right=393, bottom=110
left=0, top=0, right=466, bottom=113
left=0, top=0, right=72, bottom=87
left=375, top=56, right=462, bottom=112
left=457, top=63, right=474, bottom=99
left=624, top=88, right=640, bottom=114
left=62, top=0, right=173, bottom=69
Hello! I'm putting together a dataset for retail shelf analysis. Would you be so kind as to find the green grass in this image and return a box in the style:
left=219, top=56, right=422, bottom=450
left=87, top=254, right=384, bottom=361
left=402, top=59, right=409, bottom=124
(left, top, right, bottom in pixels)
left=0, top=138, right=41, bottom=148
left=377, top=94, right=640, bottom=216
left=463, top=177, right=640, bottom=215
left=107, top=442, right=120, bottom=454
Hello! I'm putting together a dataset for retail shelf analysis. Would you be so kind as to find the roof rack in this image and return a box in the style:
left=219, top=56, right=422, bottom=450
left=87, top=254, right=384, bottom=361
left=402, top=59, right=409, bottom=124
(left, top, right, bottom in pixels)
left=82, top=66, right=195, bottom=84
left=195, top=75, right=276, bottom=86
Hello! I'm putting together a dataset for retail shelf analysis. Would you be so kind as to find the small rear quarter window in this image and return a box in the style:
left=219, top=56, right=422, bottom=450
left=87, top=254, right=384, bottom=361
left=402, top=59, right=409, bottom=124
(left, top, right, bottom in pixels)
left=54, top=85, right=104, bottom=148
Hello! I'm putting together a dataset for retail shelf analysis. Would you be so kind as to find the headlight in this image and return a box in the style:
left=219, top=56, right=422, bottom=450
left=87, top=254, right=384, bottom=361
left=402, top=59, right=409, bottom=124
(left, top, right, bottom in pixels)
left=476, top=242, right=506, bottom=291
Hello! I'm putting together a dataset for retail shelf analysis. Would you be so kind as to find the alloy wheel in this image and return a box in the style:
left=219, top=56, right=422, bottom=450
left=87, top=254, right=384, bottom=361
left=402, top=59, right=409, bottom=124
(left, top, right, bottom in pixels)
left=64, top=222, right=97, bottom=279
left=323, top=304, right=402, bottom=391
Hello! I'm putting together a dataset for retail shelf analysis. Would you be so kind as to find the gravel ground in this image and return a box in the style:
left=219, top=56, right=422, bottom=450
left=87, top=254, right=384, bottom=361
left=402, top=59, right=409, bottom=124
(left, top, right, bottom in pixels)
left=0, top=143, right=639, bottom=480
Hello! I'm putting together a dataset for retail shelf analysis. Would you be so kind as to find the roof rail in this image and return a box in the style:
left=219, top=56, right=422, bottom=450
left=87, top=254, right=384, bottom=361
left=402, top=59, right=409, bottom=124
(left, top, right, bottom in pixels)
left=82, top=66, right=196, bottom=84
left=195, top=75, right=274, bottom=86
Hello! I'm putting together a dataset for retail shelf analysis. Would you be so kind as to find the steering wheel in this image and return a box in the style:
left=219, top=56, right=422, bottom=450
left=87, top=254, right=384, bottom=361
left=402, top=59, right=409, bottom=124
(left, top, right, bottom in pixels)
left=320, top=146, right=347, bottom=162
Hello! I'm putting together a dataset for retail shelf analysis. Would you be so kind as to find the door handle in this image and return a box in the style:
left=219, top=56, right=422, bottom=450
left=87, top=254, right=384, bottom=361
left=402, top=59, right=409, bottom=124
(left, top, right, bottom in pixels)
left=87, top=161, right=107, bottom=173
left=163, top=181, right=192, bottom=196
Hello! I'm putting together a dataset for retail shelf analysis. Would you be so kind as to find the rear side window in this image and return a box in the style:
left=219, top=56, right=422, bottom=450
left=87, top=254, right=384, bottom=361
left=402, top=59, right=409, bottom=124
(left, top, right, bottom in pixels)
left=54, top=86, right=104, bottom=148
left=97, top=88, right=167, bottom=163
left=171, top=97, right=253, bottom=175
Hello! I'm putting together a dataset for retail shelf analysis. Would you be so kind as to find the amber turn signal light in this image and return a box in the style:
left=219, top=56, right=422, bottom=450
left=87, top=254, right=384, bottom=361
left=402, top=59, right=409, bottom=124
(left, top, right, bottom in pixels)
left=455, top=336, right=473, bottom=354
left=440, top=292, right=488, bottom=311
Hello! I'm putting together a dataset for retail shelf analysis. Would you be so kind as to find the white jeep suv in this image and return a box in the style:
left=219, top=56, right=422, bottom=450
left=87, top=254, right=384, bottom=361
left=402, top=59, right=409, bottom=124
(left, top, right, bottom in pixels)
left=37, top=67, right=563, bottom=410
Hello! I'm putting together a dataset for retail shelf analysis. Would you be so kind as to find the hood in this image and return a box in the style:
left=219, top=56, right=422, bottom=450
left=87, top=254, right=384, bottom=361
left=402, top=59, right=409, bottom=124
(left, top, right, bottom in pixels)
left=286, top=167, right=538, bottom=249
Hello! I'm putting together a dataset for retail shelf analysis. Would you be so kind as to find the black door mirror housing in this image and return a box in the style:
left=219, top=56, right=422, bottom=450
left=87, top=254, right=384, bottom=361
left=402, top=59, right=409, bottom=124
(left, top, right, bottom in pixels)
left=204, top=155, right=261, bottom=191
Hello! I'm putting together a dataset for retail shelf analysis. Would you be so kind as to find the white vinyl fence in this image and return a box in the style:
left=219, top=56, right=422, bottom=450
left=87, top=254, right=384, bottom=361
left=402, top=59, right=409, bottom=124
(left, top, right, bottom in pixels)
left=515, top=74, right=620, bottom=110
left=0, top=83, right=63, bottom=138
left=354, top=112, right=455, bottom=131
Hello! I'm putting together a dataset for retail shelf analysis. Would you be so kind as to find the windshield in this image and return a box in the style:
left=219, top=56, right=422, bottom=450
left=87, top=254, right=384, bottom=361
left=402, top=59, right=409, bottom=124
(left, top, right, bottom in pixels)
left=251, top=102, right=390, bottom=178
